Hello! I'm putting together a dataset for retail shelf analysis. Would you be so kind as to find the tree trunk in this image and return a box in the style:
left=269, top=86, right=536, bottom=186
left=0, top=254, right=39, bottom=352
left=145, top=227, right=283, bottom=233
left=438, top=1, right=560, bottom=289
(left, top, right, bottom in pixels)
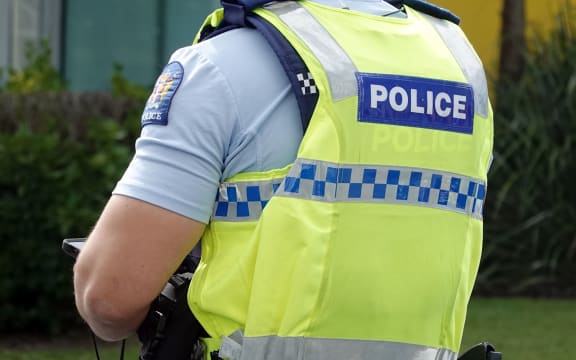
left=499, top=0, right=526, bottom=83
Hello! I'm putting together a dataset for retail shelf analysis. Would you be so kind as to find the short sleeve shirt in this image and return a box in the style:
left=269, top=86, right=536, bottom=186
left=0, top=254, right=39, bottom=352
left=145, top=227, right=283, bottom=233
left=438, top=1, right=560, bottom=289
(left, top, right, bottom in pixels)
left=112, top=0, right=404, bottom=223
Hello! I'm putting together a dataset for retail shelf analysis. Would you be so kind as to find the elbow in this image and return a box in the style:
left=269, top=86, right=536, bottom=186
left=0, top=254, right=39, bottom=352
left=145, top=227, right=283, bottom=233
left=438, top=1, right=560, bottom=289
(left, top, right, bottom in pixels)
left=74, top=266, right=146, bottom=341
left=75, top=284, right=134, bottom=341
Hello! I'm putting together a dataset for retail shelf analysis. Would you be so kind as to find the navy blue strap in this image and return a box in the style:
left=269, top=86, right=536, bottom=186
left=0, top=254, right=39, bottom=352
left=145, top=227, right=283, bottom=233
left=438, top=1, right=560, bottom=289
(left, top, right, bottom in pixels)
left=222, top=0, right=287, bottom=26
left=247, top=14, right=318, bottom=133
left=198, top=11, right=317, bottom=133
left=404, top=0, right=460, bottom=24
left=199, top=22, right=244, bottom=42
left=200, top=0, right=271, bottom=40
left=222, top=1, right=249, bottom=26
left=227, top=0, right=275, bottom=9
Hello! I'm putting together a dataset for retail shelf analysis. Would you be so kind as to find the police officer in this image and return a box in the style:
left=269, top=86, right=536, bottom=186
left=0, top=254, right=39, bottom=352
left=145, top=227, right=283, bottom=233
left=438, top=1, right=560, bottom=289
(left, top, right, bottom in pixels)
left=73, top=1, right=493, bottom=359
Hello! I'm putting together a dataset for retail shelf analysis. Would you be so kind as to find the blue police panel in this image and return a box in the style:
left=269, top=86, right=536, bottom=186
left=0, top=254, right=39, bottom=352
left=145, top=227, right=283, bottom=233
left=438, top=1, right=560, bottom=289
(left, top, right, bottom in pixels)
left=356, top=73, right=475, bottom=134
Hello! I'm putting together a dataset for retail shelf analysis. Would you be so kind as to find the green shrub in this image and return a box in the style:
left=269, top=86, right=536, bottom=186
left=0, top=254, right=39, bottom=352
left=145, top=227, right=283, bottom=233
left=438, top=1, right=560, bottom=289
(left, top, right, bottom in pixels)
left=0, top=41, right=148, bottom=335
left=0, top=120, right=133, bottom=334
left=479, top=5, right=576, bottom=296
left=0, top=40, right=65, bottom=94
left=111, top=64, right=151, bottom=104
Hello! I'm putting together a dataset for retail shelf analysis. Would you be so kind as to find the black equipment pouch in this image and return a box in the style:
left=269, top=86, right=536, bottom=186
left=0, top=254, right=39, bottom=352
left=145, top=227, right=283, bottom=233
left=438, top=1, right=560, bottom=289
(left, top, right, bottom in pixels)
left=458, top=342, right=502, bottom=360
left=138, top=252, right=207, bottom=360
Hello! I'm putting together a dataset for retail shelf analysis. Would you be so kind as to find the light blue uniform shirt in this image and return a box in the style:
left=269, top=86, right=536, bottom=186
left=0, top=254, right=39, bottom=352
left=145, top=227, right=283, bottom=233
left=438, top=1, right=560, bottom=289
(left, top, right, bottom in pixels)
left=113, top=0, right=404, bottom=223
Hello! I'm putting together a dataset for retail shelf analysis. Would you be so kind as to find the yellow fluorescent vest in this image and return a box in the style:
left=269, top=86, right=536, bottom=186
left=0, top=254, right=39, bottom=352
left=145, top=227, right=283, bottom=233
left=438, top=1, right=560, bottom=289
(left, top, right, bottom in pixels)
left=189, top=1, right=494, bottom=359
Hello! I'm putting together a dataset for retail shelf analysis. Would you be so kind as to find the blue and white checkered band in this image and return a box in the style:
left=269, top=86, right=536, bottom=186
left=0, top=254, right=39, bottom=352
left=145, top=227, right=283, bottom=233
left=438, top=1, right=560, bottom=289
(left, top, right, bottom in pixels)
left=278, top=159, right=486, bottom=219
left=212, top=160, right=486, bottom=222
left=212, top=179, right=284, bottom=221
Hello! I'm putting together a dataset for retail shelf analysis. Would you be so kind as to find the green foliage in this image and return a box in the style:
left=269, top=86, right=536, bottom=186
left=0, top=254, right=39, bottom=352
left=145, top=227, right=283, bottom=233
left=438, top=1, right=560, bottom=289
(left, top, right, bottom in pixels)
left=480, top=5, right=576, bottom=296
left=1, top=39, right=65, bottom=94
left=0, top=42, right=147, bottom=335
left=111, top=64, right=151, bottom=103
left=110, top=64, right=150, bottom=137
left=0, top=121, right=132, bottom=335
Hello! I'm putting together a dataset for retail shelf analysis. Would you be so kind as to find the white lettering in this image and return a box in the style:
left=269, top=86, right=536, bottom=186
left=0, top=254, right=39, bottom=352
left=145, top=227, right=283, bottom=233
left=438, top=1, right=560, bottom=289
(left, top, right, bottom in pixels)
left=435, top=92, right=452, bottom=117
left=453, top=95, right=467, bottom=120
left=410, top=89, right=425, bottom=114
left=426, top=90, right=434, bottom=115
left=366, top=82, right=469, bottom=121
left=389, top=86, right=408, bottom=111
left=370, top=85, right=388, bottom=108
left=142, top=112, right=162, bottom=121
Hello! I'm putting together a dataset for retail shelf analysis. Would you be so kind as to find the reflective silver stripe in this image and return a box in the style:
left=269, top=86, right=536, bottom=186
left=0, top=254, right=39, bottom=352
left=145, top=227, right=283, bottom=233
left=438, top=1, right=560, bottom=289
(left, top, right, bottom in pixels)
left=211, top=178, right=284, bottom=222
left=229, top=335, right=457, bottom=360
left=264, top=1, right=358, bottom=100
left=276, top=159, right=486, bottom=219
left=423, top=13, right=490, bottom=118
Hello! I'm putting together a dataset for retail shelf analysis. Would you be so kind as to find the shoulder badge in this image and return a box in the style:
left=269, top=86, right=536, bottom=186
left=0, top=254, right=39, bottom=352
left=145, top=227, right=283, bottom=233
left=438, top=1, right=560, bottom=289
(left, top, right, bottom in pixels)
left=142, top=61, right=184, bottom=127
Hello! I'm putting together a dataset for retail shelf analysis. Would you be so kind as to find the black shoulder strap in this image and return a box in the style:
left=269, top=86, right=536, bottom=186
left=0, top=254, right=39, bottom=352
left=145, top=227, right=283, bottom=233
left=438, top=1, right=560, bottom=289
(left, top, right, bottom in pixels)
left=199, top=0, right=318, bottom=134
left=220, top=0, right=274, bottom=26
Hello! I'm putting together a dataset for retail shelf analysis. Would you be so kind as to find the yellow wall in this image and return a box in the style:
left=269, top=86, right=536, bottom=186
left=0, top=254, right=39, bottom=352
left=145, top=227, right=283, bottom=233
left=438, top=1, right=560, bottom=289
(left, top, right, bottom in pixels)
left=434, top=0, right=575, bottom=77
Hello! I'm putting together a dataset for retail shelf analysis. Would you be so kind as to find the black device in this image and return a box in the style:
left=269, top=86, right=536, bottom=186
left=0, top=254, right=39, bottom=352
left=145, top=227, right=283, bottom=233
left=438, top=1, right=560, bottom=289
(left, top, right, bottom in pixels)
left=62, top=238, right=86, bottom=258
left=62, top=238, right=209, bottom=360
left=459, top=342, right=502, bottom=360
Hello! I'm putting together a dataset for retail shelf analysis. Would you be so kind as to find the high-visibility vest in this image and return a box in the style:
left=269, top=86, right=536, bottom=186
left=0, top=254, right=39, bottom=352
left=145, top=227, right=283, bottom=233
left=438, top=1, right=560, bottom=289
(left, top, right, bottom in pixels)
left=189, top=1, right=493, bottom=359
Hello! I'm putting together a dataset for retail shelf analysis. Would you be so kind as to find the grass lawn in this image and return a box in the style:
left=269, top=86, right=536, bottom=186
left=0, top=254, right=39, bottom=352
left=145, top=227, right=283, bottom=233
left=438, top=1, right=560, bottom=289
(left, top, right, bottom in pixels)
left=1, top=297, right=575, bottom=359
left=461, top=297, right=576, bottom=360
left=0, top=337, right=141, bottom=360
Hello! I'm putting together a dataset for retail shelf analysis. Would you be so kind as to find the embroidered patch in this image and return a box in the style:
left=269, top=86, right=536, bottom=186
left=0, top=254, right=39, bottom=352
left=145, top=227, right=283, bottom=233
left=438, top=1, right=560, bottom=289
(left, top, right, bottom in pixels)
left=141, top=61, right=184, bottom=127
left=357, top=73, right=474, bottom=134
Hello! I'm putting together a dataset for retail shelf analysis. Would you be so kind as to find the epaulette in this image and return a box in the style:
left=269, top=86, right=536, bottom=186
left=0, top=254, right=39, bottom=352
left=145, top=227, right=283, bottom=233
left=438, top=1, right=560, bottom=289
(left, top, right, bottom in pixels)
left=403, top=0, right=460, bottom=25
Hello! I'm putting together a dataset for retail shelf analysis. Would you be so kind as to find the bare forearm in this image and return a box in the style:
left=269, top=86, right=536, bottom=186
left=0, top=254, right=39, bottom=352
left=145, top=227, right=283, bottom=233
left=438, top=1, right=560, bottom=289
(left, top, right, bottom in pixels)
left=72, top=196, right=205, bottom=341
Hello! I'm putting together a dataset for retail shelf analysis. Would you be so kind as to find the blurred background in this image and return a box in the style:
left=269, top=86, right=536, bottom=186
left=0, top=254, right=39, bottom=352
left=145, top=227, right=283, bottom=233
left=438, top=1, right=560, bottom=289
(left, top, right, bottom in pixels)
left=0, top=0, right=220, bottom=91
left=0, top=0, right=575, bottom=359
